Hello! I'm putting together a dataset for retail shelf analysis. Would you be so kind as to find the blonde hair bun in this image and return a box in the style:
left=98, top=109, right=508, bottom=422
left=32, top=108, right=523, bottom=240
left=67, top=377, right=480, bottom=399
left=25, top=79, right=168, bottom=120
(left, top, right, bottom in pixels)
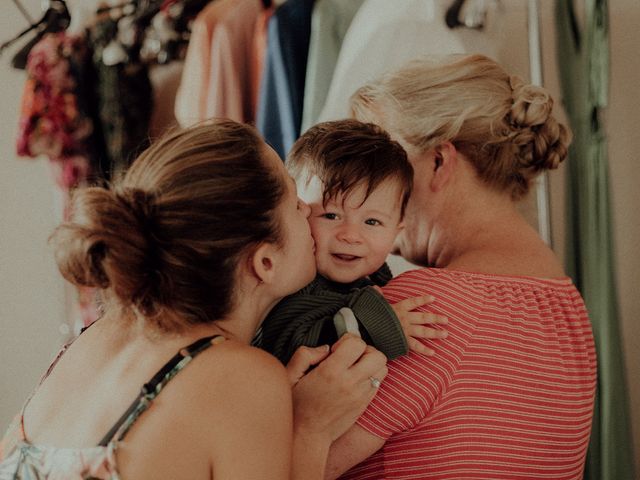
left=508, top=75, right=571, bottom=173
left=351, top=54, right=572, bottom=199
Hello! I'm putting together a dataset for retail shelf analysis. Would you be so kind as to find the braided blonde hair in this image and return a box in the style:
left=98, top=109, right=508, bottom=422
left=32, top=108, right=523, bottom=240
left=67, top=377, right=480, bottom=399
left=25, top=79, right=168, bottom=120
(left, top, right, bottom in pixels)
left=350, top=54, right=571, bottom=199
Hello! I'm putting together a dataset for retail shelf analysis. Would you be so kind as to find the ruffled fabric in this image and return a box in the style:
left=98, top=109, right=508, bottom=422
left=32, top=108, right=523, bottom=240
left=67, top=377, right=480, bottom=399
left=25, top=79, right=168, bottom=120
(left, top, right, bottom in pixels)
left=0, top=335, right=224, bottom=479
left=0, top=441, right=119, bottom=480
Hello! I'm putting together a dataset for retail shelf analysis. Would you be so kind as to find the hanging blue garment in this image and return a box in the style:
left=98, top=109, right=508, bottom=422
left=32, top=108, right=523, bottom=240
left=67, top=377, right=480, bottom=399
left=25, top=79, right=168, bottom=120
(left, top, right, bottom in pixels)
left=256, top=0, right=314, bottom=159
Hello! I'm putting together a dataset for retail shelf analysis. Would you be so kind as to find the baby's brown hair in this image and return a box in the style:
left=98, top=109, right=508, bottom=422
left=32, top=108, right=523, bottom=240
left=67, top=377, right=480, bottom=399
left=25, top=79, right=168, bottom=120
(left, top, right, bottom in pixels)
left=287, top=119, right=413, bottom=217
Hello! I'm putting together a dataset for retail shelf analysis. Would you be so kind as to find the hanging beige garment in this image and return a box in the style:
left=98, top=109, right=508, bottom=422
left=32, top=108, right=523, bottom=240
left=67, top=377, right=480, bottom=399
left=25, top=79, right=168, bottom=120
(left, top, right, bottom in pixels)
left=204, top=0, right=263, bottom=123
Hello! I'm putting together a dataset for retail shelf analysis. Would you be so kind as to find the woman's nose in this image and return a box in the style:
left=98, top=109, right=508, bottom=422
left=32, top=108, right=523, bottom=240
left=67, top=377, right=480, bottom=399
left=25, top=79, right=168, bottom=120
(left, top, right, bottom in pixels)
left=299, top=198, right=311, bottom=218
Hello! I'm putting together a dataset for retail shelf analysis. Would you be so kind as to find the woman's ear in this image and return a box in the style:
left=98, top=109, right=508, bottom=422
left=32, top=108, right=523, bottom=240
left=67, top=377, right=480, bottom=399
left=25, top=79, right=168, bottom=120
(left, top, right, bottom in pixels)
left=249, top=242, right=278, bottom=285
left=430, top=142, right=457, bottom=192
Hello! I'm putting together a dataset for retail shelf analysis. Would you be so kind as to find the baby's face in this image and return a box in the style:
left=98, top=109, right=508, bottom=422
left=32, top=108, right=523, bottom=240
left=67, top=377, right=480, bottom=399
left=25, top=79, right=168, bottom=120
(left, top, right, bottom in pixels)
left=299, top=176, right=405, bottom=284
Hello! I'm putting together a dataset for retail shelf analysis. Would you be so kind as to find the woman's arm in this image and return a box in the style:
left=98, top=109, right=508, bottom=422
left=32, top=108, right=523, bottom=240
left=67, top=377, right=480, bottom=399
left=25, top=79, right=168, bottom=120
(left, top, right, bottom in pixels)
left=205, top=344, right=293, bottom=479
left=287, top=335, right=388, bottom=479
left=325, top=425, right=385, bottom=479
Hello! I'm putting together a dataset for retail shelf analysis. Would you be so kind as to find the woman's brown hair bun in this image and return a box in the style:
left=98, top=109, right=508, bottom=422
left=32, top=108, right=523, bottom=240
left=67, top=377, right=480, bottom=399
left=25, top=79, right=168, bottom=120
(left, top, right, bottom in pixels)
left=52, top=185, right=162, bottom=316
left=51, top=120, right=286, bottom=331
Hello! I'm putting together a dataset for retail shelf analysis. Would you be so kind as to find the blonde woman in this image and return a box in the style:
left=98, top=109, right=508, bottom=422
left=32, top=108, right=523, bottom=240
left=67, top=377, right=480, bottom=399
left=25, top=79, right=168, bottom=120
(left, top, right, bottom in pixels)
left=0, top=120, right=387, bottom=479
left=324, top=54, right=597, bottom=479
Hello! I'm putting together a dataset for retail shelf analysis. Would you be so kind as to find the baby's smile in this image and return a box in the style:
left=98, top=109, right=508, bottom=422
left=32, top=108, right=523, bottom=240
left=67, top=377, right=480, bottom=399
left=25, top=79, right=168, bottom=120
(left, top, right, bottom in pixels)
left=331, top=253, right=362, bottom=262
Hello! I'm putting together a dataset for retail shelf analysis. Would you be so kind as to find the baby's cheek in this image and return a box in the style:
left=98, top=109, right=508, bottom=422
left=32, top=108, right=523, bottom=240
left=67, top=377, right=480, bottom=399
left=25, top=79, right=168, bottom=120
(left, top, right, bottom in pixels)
left=308, top=226, right=327, bottom=255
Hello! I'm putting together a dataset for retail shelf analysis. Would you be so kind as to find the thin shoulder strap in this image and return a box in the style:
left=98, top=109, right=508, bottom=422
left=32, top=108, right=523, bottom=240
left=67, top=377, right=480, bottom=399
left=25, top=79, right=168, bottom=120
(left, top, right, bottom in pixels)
left=98, top=335, right=225, bottom=447
left=40, top=323, right=95, bottom=384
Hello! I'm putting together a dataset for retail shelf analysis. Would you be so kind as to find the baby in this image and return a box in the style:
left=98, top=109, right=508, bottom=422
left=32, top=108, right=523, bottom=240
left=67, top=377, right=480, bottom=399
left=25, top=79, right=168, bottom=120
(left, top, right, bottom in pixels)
left=257, top=119, right=447, bottom=364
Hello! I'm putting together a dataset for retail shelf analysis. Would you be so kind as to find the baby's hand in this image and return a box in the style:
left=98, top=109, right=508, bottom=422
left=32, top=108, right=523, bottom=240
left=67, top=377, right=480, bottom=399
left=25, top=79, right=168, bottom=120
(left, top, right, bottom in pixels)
left=390, top=294, right=448, bottom=356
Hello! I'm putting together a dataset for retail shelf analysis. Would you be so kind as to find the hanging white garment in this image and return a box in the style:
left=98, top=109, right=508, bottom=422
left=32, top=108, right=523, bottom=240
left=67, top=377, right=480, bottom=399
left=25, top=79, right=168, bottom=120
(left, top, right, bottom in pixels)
left=300, top=0, right=365, bottom=133
left=317, top=0, right=498, bottom=123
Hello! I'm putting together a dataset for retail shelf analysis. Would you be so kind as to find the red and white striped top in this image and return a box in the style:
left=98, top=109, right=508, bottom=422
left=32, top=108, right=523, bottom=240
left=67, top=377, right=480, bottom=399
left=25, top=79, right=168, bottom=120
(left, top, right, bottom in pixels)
left=341, top=268, right=597, bottom=480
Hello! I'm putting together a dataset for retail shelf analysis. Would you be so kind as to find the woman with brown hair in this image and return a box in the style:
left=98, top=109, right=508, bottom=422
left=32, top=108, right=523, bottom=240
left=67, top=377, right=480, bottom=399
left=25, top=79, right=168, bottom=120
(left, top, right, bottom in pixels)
left=0, top=119, right=387, bottom=479
left=324, top=54, right=597, bottom=479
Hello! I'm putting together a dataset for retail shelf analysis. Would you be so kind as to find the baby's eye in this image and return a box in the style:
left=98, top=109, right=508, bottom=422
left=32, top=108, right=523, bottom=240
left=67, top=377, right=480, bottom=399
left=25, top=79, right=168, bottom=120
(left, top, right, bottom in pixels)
left=296, top=199, right=304, bottom=210
left=322, top=213, right=338, bottom=220
left=365, top=218, right=382, bottom=226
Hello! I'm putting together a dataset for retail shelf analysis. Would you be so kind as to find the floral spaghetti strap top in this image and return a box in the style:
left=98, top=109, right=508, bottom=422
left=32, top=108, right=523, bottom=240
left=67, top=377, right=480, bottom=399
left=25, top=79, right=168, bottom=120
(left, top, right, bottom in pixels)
left=0, top=334, right=225, bottom=480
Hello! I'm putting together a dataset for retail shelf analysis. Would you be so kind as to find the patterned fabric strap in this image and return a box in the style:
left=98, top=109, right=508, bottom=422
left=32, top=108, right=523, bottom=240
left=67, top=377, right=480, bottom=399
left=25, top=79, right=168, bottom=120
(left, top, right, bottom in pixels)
left=98, top=335, right=225, bottom=446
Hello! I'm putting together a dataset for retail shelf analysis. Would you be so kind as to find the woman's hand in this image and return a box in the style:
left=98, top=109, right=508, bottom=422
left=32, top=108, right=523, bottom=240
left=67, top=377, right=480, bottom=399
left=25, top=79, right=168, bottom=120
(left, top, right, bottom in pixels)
left=287, top=334, right=388, bottom=443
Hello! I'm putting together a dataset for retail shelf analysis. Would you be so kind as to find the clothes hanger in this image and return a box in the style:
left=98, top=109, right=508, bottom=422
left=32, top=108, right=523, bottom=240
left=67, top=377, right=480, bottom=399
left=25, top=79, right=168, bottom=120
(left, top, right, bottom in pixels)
left=445, top=0, right=466, bottom=28
left=12, top=0, right=35, bottom=24
left=0, top=0, right=43, bottom=57
left=136, top=0, right=211, bottom=64
left=95, top=0, right=211, bottom=66
left=96, top=1, right=138, bottom=16
left=0, top=0, right=71, bottom=69
left=445, top=0, right=488, bottom=30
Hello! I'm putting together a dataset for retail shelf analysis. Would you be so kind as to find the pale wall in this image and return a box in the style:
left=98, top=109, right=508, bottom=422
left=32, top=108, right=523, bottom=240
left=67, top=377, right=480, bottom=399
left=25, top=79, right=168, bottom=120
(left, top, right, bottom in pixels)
left=607, top=2, right=640, bottom=467
left=0, top=3, right=68, bottom=427
left=0, top=0, right=638, bottom=469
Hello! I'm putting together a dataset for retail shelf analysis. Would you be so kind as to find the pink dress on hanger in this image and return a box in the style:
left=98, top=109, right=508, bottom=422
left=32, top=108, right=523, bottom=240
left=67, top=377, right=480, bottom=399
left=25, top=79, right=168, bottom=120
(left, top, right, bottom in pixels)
left=174, top=0, right=264, bottom=126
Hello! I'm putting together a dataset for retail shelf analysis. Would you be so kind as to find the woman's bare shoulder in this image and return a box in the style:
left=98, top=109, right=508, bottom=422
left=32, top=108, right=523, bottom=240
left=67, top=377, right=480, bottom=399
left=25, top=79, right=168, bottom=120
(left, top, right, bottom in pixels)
left=119, top=341, right=293, bottom=479
left=186, top=339, right=290, bottom=405
left=183, top=340, right=293, bottom=456
left=202, top=338, right=286, bottom=371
